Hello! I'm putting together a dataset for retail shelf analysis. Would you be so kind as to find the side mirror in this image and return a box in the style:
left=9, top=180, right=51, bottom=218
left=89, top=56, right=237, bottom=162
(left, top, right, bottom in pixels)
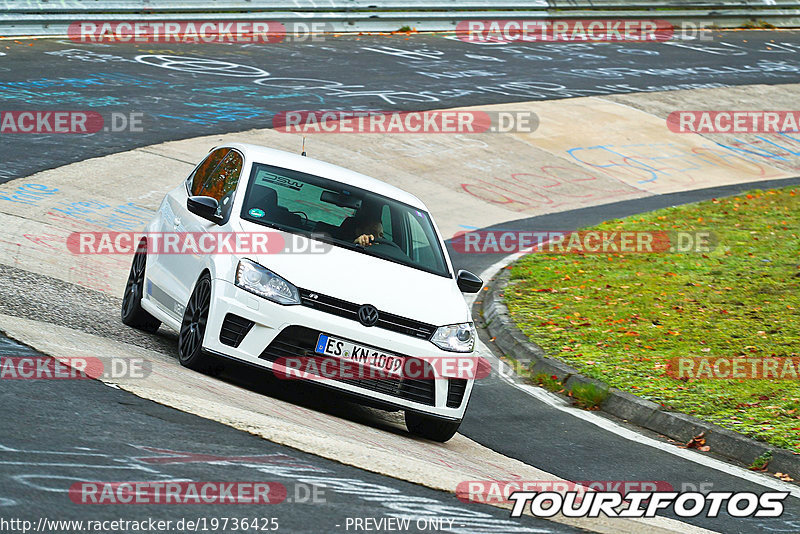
left=456, top=269, right=483, bottom=293
left=187, top=196, right=222, bottom=223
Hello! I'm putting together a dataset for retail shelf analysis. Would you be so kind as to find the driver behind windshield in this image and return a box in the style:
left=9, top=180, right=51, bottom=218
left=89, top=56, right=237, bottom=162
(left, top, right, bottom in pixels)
left=337, top=201, right=382, bottom=246
left=353, top=219, right=383, bottom=247
left=337, top=202, right=408, bottom=261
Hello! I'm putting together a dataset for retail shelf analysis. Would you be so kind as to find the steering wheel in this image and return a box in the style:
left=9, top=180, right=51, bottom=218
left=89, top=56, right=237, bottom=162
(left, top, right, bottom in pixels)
left=291, top=211, right=308, bottom=223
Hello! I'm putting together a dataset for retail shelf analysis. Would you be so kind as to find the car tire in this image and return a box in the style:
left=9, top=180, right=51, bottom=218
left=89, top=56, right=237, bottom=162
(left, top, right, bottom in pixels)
left=405, top=411, right=461, bottom=442
left=178, top=273, right=216, bottom=372
left=121, top=240, right=161, bottom=333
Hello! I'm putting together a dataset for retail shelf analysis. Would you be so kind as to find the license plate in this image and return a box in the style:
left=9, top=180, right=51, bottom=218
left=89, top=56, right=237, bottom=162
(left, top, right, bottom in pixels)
left=315, top=334, right=403, bottom=377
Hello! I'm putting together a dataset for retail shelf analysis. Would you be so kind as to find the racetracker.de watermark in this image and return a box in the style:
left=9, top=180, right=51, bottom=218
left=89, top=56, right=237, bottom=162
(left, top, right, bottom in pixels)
left=0, top=111, right=143, bottom=134
left=66, top=232, right=331, bottom=255
left=667, top=357, right=800, bottom=380
left=273, top=110, right=538, bottom=134
left=455, top=19, right=682, bottom=42
left=0, top=356, right=151, bottom=380
left=451, top=230, right=716, bottom=254
left=456, top=480, right=674, bottom=504
left=273, top=355, right=491, bottom=381
left=667, top=111, right=800, bottom=134
left=69, top=481, right=287, bottom=504
left=68, top=21, right=332, bottom=43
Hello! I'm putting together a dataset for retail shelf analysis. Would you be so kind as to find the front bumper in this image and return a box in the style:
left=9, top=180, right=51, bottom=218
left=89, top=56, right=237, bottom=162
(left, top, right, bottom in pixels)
left=203, top=279, right=474, bottom=419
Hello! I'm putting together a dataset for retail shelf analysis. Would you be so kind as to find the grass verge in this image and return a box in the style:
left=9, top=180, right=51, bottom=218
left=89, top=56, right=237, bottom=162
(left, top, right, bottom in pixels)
left=505, top=186, right=800, bottom=451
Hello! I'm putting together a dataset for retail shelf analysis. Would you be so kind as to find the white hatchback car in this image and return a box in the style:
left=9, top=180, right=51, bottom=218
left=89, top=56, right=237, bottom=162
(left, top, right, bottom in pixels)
left=121, top=143, right=483, bottom=441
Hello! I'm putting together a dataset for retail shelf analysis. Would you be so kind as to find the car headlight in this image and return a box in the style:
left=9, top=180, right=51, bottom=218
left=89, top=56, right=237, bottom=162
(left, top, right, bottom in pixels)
left=431, top=322, right=476, bottom=353
left=235, top=259, right=300, bottom=305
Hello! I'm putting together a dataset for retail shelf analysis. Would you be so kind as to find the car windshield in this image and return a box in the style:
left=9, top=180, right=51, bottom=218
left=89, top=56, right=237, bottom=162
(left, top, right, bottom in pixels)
left=240, top=162, right=450, bottom=278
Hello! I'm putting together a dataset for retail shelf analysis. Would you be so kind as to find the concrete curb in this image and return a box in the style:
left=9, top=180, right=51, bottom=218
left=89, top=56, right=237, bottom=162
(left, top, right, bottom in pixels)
left=479, top=266, right=800, bottom=481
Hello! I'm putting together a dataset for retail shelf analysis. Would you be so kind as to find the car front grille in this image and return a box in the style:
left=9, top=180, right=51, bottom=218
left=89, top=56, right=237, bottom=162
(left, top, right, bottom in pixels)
left=259, top=325, right=436, bottom=406
left=447, top=379, right=468, bottom=408
left=297, top=288, right=437, bottom=340
left=219, top=313, right=255, bottom=348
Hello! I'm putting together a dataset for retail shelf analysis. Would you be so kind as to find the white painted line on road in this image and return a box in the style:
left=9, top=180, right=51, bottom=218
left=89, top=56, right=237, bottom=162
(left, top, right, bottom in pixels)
left=0, top=444, right=107, bottom=456
left=0, top=461, right=158, bottom=472
left=471, top=255, right=800, bottom=500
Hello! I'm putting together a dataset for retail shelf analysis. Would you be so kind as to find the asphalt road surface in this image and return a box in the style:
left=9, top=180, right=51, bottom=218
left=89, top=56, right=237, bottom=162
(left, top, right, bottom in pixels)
left=2, top=30, right=800, bottom=534
left=1, top=31, right=800, bottom=182
left=3, top=179, right=800, bottom=533
left=0, top=336, right=575, bottom=534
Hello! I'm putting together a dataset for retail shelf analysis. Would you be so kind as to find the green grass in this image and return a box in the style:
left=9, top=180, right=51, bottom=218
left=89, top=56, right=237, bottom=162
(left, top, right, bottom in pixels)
left=505, top=186, right=800, bottom=451
left=741, top=19, right=777, bottom=29
left=527, top=369, right=609, bottom=410
left=570, top=382, right=610, bottom=410
left=750, top=451, right=772, bottom=470
left=533, top=372, right=564, bottom=393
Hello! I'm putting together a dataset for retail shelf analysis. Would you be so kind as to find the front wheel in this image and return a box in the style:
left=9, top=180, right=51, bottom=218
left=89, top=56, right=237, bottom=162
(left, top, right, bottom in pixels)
left=405, top=411, right=461, bottom=442
left=121, top=240, right=161, bottom=333
left=178, top=273, right=215, bottom=372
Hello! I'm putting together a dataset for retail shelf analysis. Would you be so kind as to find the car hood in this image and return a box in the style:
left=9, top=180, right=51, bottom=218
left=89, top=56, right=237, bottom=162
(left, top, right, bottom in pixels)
left=236, top=220, right=470, bottom=326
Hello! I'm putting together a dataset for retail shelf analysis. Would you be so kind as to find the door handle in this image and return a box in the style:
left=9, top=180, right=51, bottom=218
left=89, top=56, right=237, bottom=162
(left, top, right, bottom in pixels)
left=173, top=217, right=181, bottom=227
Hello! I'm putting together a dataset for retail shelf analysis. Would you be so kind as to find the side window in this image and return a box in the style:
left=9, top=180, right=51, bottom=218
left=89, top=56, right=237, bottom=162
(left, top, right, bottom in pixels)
left=200, top=150, right=244, bottom=219
left=381, top=205, right=393, bottom=242
left=406, top=212, right=437, bottom=269
left=188, top=148, right=229, bottom=196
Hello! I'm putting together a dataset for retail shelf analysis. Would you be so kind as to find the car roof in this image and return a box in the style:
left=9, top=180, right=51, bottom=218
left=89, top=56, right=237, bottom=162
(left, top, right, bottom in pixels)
left=222, top=142, right=428, bottom=211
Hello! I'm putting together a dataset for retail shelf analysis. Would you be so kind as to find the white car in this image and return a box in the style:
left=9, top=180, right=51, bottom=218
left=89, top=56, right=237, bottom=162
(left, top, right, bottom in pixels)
left=121, top=143, right=483, bottom=441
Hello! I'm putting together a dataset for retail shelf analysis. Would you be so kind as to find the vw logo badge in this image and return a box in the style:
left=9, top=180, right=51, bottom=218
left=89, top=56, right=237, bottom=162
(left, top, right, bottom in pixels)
left=357, top=304, right=379, bottom=327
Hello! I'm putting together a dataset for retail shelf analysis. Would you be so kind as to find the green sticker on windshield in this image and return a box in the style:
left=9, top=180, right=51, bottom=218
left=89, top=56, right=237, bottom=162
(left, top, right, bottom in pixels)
left=249, top=208, right=265, bottom=218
